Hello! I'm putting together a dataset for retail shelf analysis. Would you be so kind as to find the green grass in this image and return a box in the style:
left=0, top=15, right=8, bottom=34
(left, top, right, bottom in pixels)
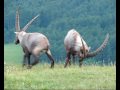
left=4, top=44, right=116, bottom=89
left=4, top=64, right=116, bottom=90
left=4, top=44, right=23, bottom=64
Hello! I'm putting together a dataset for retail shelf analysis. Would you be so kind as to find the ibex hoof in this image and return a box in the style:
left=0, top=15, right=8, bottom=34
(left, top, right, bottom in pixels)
left=50, top=66, right=54, bottom=68
left=64, top=63, right=67, bottom=68
left=22, top=64, right=26, bottom=67
left=79, top=65, right=82, bottom=68
left=50, top=62, right=54, bottom=68
left=50, top=65, right=54, bottom=68
left=27, top=65, right=32, bottom=69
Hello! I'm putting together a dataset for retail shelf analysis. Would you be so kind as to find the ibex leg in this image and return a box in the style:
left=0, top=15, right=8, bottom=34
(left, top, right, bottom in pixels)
left=46, top=49, right=54, bottom=68
left=72, top=54, right=75, bottom=65
left=27, top=54, right=32, bottom=69
left=22, top=54, right=27, bottom=67
left=64, top=52, right=71, bottom=68
left=79, top=58, right=84, bottom=67
left=68, top=59, right=71, bottom=66
left=31, top=55, right=39, bottom=66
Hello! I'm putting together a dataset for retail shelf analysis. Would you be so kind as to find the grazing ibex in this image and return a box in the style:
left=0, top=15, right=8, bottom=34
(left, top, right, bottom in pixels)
left=64, top=29, right=109, bottom=67
left=14, top=10, right=54, bottom=69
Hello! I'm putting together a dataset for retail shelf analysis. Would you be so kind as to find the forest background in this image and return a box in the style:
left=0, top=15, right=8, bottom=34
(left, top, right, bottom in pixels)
left=4, top=0, right=116, bottom=64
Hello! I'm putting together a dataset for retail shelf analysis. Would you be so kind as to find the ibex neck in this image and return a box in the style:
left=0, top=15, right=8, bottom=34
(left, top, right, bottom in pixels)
left=18, top=31, right=27, bottom=44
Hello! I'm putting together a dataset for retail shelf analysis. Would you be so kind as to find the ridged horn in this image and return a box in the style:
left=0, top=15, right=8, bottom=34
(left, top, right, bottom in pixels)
left=80, top=36, right=86, bottom=57
left=16, top=8, right=20, bottom=31
left=85, top=33, right=109, bottom=58
left=22, top=14, right=39, bottom=31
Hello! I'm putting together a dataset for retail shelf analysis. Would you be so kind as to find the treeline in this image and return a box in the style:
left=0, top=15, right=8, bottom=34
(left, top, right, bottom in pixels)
left=4, top=0, right=116, bottom=63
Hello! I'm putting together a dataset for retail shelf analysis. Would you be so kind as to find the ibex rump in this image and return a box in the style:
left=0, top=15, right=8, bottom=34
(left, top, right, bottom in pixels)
left=64, top=29, right=109, bottom=67
left=14, top=10, right=54, bottom=69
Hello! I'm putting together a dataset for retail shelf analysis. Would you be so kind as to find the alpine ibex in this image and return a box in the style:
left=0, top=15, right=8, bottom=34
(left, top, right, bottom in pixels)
left=64, top=29, right=109, bottom=67
left=14, top=10, right=54, bottom=69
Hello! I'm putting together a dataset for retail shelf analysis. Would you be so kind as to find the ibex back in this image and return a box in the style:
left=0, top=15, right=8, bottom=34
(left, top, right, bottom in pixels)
left=14, top=10, right=54, bottom=69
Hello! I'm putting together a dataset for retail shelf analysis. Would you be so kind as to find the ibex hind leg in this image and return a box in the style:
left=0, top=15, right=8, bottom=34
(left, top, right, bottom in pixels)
left=31, top=47, right=41, bottom=66
left=31, top=54, right=39, bottom=66
left=46, top=49, right=54, bottom=68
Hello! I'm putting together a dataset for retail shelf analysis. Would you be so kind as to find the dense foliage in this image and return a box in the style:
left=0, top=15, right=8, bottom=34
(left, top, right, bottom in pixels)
left=4, top=0, right=116, bottom=63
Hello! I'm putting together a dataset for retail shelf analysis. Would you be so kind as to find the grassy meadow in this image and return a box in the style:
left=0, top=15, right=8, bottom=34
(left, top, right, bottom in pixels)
left=4, top=44, right=116, bottom=90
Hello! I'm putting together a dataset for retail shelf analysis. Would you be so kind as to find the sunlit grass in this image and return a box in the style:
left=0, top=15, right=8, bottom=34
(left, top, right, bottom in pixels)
left=4, top=44, right=116, bottom=89
left=4, top=64, right=116, bottom=90
left=4, top=44, right=23, bottom=64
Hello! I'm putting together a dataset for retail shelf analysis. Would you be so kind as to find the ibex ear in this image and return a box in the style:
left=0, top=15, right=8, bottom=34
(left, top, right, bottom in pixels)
left=14, top=32, right=19, bottom=34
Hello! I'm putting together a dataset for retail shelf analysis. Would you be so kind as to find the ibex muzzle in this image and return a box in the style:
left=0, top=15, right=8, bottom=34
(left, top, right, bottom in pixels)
left=14, top=9, right=54, bottom=69
left=64, top=29, right=109, bottom=67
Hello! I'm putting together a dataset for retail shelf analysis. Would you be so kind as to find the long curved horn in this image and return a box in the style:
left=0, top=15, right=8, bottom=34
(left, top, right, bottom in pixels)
left=85, top=33, right=109, bottom=58
left=16, top=8, right=20, bottom=31
left=22, top=14, right=39, bottom=31
left=80, top=36, right=86, bottom=57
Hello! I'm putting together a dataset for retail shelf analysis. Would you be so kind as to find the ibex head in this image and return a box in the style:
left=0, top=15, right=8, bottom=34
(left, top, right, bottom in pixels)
left=79, top=36, right=91, bottom=58
left=14, top=9, right=39, bottom=44
left=80, top=33, right=109, bottom=59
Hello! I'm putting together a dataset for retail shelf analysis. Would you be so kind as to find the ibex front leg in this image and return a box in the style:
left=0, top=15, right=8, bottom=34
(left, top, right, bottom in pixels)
left=46, top=49, right=54, bottom=68
left=31, top=54, right=39, bottom=66
left=72, top=54, right=75, bottom=65
left=27, top=53, right=32, bottom=69
left=64, top=52, right=71, bottom=68
left=79, top=58, right=84, bottom=67
left=79, top=52, right=86, bottom=67
left=22, top=54, right=27, bottom=67
left=22, top=49, right=27, bottom=67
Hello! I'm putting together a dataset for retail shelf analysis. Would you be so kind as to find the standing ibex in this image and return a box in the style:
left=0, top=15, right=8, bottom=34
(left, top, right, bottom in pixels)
left=64, top=29, right=109, bottom=67
left=14, top=10, right=54, bottom=69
